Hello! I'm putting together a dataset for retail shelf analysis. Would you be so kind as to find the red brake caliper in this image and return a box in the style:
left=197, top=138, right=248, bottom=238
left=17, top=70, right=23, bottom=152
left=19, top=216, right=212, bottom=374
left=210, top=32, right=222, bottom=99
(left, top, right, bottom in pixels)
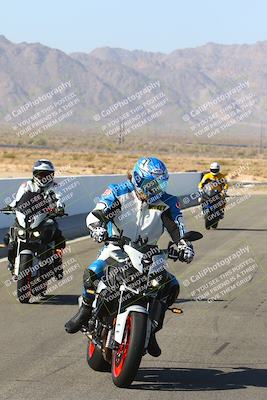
left=89, top=341, right=95, bottom=358
left=113, top=316, right=131, bottom=377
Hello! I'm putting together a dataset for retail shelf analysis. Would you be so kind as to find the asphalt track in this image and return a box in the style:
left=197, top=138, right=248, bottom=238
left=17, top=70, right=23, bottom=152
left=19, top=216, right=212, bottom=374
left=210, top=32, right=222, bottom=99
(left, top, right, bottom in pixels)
left=0, top=194, right=266, bottom=400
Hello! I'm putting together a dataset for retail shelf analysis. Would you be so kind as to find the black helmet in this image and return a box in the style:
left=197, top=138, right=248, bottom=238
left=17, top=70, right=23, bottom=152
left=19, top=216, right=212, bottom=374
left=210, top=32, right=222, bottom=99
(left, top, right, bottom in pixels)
left=33, top=159, right=55, bottom=188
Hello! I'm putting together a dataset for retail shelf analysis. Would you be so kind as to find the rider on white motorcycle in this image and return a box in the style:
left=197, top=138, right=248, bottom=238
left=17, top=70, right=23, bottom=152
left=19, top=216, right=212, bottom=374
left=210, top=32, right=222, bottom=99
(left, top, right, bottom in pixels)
left=65, top=157, right=194, bottom=357
left=4, top=159, right=66, bottom=279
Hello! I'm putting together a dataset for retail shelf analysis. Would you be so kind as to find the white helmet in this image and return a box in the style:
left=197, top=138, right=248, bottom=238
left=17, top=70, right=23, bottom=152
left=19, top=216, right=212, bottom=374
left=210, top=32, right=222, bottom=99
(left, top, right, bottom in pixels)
left=210, top=162, right=220, bottom=175
left=33, top=159, right=55, bottom=188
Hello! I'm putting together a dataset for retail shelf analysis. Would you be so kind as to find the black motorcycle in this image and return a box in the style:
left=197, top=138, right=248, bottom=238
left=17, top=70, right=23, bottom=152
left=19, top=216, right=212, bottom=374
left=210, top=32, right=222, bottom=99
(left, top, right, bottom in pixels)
left=200, top=184, right=226, bottom=229
left=1, top=191, right=67, bottom=303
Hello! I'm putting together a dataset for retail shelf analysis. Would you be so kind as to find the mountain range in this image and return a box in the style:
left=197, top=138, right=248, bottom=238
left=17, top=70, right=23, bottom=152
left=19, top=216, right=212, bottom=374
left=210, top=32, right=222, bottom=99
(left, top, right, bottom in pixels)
left=0, top=35, right=266, bottom=132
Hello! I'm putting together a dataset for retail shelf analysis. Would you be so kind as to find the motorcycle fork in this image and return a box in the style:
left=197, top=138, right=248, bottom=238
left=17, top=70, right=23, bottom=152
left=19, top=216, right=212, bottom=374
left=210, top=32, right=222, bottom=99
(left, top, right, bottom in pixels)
left=14, top=239, right=22, bottom=277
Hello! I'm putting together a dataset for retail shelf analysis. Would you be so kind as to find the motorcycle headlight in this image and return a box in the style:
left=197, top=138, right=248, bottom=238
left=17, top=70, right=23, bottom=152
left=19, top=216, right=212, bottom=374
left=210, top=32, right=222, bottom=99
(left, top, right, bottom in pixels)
left=33, top=231, right=41, bottom=238
left=17, top=229, right=25, bottom=238
left=151, top=279, right=159, bottom=287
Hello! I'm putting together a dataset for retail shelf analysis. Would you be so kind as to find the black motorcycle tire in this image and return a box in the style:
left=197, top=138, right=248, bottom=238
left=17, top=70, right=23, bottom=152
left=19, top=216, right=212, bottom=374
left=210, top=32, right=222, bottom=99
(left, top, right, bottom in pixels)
left=111, top=311, right=147, bottom=388
left=17, top=254, right=32, bottom=303
left=87, top=340, right=110, bottom=372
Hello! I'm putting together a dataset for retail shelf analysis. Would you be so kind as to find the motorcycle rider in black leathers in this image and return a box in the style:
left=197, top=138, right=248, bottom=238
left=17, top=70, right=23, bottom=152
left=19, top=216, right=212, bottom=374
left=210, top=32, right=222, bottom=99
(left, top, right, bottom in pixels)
left=4, top=159, right=66, bottom=279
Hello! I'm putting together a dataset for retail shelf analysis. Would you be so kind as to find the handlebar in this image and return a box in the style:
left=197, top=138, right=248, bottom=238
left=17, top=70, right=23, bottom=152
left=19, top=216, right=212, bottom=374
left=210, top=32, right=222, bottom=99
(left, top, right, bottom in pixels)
left=0, top=208, right=15, bottom=215
left=0, top=208, right=68, bottom=218
left=105, top=236, right=131, bottom=247
left=180, top=231, right=203, bottom=242
left=105, top=231, right=203, bottom=250
left=49, top=212, right=69, bottom=218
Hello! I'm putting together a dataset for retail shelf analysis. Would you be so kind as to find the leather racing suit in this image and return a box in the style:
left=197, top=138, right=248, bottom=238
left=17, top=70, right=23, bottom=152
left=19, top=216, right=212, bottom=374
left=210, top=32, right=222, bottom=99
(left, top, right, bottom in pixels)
left=5, top=180, right=66, bottom=271
left=83, top=179, right=188, bottom=312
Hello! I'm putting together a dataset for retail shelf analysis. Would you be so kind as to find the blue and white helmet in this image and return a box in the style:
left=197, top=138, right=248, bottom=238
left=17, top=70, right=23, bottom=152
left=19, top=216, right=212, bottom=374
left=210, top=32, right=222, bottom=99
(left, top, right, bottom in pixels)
left=33, top=159, right=55, bottom=188
left=132, top=157, right=169, bottom=202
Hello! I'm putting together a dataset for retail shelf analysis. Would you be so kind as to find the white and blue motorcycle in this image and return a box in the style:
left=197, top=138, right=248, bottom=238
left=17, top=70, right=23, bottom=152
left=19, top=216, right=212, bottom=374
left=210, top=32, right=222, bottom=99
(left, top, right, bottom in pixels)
left=81, top=231, right=202, bottom=388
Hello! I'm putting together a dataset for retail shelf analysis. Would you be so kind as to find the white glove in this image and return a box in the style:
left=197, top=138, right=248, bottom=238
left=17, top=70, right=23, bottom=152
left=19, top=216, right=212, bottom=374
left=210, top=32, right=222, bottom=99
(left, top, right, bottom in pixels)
left=178, top=239, right=195, bottom=264
left=90, top=226, right=107, bottom=243
left=168, top=242, right=179, bottom=262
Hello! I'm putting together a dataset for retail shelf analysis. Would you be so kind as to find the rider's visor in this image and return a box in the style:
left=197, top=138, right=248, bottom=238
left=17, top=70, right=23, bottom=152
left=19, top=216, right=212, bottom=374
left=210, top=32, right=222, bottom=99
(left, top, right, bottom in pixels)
left=138, top=176, right=168, bottom=198
left=34, top=170, right=54, bottom=184
left=210, top=168, right=219, bottom=174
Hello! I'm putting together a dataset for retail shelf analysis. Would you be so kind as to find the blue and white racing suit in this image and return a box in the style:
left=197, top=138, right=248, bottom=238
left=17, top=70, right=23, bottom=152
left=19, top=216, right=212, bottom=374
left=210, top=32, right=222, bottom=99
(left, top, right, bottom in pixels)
left=83, top=179, right=187, bottom=305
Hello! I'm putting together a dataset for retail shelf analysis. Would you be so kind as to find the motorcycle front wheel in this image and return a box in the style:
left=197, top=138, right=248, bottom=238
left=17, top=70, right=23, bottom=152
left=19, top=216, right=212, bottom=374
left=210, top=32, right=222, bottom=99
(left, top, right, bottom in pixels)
left=31, top=273, right=48, bottom=297
left=111, top=311, right=147, bottom=388
left=17, top=254, right=32, bottom=303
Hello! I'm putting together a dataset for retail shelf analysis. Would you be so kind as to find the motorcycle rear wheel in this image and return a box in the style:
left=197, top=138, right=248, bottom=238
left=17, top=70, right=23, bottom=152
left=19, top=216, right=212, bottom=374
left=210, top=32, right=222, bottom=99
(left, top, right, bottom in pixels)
left=86, top=340, right=110, bottom=372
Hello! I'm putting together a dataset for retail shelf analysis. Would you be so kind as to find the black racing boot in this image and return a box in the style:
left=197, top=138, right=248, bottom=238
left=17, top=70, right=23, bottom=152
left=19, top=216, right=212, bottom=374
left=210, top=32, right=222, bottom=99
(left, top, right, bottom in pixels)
left=147, top=333, right=161, bottom=357
left=65, top=301, right=92, bottom=334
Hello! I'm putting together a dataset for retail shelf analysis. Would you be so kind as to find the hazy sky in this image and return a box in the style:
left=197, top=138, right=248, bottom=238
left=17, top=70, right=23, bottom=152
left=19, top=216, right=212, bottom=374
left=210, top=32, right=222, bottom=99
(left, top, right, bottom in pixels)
left=1, top=0, right=266, bottom=53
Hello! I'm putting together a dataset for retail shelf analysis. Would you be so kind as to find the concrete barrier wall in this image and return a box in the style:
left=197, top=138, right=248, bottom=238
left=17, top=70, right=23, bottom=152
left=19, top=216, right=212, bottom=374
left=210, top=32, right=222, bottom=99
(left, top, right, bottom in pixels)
left=0, top=172, right=201, bottom=229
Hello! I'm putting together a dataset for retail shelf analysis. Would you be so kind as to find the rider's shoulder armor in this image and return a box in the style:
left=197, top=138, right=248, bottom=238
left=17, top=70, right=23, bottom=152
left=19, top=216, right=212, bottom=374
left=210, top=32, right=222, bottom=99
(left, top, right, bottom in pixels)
left=204, top=172, right=214, bottom=180
left=99, top=180, right=134, bottom=209
left=158, top=192, right=183, bottom=221
left=205, top=172, right=224, bottom=180
left=21, top=180, right=34, bottom=191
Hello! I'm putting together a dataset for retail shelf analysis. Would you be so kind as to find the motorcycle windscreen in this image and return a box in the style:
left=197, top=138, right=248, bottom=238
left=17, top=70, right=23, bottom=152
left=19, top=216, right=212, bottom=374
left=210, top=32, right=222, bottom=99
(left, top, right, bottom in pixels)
left=203, top=183, right=220, bottom=197
left=123, top=245, right=144, bottom=273
left=16, top=192, right=50, bottom=226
